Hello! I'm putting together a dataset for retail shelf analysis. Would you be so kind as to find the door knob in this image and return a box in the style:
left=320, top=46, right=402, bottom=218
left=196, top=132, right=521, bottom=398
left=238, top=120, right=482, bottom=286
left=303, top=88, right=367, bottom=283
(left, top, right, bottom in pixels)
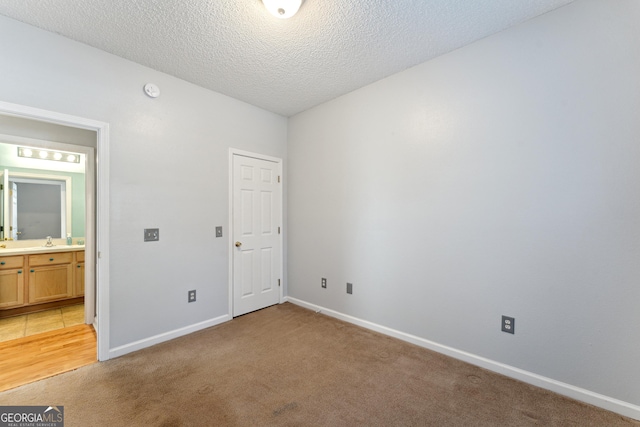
left=235, top=241, right=242, bottom=247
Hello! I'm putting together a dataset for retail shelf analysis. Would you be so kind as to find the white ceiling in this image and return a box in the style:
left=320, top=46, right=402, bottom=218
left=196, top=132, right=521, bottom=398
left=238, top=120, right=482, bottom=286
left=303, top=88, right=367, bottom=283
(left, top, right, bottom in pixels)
left=0, top=0, right=575, bottom=117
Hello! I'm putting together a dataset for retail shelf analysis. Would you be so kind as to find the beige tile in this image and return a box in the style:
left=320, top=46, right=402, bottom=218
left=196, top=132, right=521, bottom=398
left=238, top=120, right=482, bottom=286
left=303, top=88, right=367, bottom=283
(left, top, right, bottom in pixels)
left=26, top=309, right=62, bottom=321
left=0, top=328, right=25, bottom=342
left=25, top=317, right=65, bottom=336
left=0, top=315, right=27, bottom=329
left=0, top=318, right=27, bottom=342
left=26, top=311, right=64, bottom=336
left=62, top=311, right=85, bottom=327
left=61, top=304, right=85, bottom=327
left=61, top=304, right=84, bottom=315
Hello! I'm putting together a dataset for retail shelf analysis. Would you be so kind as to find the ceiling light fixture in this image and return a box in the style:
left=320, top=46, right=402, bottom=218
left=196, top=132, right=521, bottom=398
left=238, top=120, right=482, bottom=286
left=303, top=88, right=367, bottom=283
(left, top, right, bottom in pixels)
left=262, top=0, right=302, bottom=19
left=17, top=147, right=81, bottom=163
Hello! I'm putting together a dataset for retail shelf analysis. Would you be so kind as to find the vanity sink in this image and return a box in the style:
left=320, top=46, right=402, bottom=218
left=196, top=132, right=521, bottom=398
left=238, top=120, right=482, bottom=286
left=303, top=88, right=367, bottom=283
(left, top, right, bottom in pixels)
left=0, top=245, right=85, bottom=256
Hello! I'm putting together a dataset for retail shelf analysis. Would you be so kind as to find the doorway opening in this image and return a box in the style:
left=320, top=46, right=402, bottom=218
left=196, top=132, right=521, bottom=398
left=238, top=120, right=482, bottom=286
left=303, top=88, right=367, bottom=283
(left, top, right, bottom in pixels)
left=0, top=101, right=110, bottom=367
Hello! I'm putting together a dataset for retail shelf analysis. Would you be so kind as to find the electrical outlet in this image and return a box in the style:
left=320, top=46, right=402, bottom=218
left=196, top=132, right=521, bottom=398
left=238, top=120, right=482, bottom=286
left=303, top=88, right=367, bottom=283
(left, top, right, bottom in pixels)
left=188, top=290, right=196, bottom=303
left=215, top=226, right=223, bottom=238
left=346, top=282, right=353, bottom=294
left=144, top=228, right=159, bottom=242
left=321, top=278, right=327, bottom=288
left=502, top=315, right=514, bottom=334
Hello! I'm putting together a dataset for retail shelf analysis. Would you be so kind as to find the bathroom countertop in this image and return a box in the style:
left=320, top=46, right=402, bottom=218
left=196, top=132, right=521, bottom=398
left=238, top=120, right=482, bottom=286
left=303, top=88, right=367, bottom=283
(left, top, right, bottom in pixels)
left=0, top=245, right=85, bottom=256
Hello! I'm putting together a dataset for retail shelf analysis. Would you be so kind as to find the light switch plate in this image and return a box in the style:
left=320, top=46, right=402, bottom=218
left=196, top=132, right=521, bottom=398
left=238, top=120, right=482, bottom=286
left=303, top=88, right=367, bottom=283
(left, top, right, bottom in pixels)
left=216, top=226, right=223, bottom=238
left=144, top=228, right=159, bottom=242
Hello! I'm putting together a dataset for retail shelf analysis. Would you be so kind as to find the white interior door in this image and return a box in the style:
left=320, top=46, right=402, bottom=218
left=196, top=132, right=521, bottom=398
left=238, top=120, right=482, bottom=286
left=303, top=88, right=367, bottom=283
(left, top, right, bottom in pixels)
left=232, top=153, right=282, bottom=317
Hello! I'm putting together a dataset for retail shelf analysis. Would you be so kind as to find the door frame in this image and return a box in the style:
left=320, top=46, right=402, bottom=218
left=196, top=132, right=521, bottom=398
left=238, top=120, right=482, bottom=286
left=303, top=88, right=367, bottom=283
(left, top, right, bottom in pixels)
left=0, top=100, right=110, bottom=361
left=228, top=148, right=283, bottom=317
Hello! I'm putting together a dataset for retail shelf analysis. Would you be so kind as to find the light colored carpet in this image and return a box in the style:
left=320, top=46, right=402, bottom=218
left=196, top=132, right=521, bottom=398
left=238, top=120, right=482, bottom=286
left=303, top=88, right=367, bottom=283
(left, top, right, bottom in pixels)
left=0, top=303, right=637, bottom=426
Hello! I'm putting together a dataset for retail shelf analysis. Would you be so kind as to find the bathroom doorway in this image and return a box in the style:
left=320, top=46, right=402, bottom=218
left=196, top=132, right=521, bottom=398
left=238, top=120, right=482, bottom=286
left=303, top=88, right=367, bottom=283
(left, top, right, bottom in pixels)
left=0, top=100, right=110, bottom=366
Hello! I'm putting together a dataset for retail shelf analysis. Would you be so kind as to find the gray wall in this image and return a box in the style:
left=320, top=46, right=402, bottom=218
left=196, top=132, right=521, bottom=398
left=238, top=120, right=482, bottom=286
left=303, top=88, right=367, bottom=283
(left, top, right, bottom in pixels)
left=288, top=0, right=640, bottom=407
left=0, top=15, right=287, bottom=348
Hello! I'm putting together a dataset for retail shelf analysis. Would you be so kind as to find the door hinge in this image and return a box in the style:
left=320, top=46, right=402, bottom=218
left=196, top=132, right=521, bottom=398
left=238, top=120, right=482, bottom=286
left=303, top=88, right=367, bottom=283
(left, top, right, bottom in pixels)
left=278, top=279, right=281, bottom=287
left=0, top=183, right=2, bottom=190
left=278, top=226, right=281, bottom=234
left=278, top=175, right=281, bottom=183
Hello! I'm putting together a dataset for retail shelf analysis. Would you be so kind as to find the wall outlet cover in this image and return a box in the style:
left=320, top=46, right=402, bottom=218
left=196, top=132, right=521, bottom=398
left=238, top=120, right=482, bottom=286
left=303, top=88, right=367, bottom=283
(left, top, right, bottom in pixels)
left=321, top=278, right=327, bottom=288
left=188, top=290, right=196, bottom=303
left=502, top=315, right=515, bottom=334
left=347, top=282, right=353, bottom=294
left=215, top=226, right=223, bottom=237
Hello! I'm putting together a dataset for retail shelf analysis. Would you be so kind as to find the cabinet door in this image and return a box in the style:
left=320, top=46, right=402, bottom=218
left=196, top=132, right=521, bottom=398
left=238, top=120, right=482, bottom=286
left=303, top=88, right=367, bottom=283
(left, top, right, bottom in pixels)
left=28, top=265, right=73, bottom=304
left=0, top=269, right=25, bottom=308
left=75, top=262, right=85, bottom=296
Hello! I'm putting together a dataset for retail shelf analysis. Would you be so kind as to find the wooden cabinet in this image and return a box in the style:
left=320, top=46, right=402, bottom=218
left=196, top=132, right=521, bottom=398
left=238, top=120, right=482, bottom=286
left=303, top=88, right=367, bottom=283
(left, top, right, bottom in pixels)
left=28, top=252, right=74, bottom=304
left=0, top=249, right=84, bottom=315
left=0, top=256, right=25, bottom=309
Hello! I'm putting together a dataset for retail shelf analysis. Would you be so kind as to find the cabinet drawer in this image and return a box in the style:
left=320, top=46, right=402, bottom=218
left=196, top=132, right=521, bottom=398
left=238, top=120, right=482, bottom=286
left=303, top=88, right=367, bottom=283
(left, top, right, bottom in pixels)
left=29, top=252, right=73, bottom=267
left=76, top=251, right=85, bottom=262
left=0, top=256, right=24, bottom=270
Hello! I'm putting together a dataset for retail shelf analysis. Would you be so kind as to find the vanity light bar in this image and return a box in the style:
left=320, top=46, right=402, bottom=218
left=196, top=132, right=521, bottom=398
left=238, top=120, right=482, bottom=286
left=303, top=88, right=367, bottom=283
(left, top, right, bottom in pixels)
left=17, top=147, right=81, bottom=163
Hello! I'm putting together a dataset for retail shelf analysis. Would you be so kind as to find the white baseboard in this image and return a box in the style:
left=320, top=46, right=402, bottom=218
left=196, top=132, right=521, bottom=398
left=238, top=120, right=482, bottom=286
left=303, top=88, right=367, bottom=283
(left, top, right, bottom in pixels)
left=284, top=296, right=640, bottom=421
left=108, top=314, right=231, bottom=359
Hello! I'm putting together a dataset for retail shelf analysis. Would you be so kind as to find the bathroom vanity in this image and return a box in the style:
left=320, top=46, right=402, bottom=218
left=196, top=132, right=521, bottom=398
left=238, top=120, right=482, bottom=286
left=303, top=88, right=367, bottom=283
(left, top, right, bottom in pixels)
left=0, top=246, right=85, bottom=318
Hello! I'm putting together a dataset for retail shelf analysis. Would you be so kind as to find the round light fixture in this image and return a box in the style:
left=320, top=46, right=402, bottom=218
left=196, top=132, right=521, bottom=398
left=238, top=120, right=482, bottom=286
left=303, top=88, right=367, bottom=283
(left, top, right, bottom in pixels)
left=262, top=0, right=302, bottom=19
left=39, top=150, right=48, bottom=159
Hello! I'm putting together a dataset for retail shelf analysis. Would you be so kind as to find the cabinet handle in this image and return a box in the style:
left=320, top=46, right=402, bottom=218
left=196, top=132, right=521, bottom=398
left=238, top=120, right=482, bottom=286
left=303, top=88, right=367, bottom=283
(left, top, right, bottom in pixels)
left=18, top=270, right=22, bottom=274
left=49, top=258, right=54, bottom=261
left=30, top=269, right=34, bottom=273
left=77, top=265, right=81, bottom=268
left=0, top=261, right=5, bottom=265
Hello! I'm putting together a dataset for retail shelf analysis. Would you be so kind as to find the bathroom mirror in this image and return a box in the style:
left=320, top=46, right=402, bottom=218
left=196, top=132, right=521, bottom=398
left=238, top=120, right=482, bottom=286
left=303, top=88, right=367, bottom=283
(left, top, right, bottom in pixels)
left=0, top=141, right=85, bottom=242
left=1, top=171, right=71, bottom=240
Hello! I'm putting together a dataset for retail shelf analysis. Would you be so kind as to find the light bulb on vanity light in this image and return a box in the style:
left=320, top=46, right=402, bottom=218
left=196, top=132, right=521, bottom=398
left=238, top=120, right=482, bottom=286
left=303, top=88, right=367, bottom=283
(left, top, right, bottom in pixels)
left=262, top=0, right=302, bottom=19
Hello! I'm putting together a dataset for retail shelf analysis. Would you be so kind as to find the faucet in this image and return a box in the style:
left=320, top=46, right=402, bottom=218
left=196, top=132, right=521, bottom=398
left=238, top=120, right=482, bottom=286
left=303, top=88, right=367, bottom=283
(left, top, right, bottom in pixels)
left=0, top=244, right=5, bottom=248
left=45, top=236, right=54, bottom=247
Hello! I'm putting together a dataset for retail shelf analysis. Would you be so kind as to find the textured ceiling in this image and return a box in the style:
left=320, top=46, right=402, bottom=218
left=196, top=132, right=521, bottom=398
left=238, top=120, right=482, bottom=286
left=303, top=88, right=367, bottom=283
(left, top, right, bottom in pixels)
left=0, top=0, right=575, bottom=116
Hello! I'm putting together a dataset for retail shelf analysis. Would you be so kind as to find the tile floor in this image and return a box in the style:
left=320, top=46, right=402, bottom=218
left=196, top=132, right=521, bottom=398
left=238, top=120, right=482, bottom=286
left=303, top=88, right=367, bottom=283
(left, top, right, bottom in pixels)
left=0, top=304, right=85, bottom=343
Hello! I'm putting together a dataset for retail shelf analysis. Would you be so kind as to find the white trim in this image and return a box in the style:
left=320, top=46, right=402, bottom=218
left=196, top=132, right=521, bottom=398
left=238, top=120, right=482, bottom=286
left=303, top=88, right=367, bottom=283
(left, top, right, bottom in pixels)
left=229, top=148, right=282, bottom=164
left=108, top=314, right=231, bottom=359
left=284, top=296, right=640, bottom=421
left=0, top=100, right=110, bottom=361
left=228, top=148, right=284, bottom=318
